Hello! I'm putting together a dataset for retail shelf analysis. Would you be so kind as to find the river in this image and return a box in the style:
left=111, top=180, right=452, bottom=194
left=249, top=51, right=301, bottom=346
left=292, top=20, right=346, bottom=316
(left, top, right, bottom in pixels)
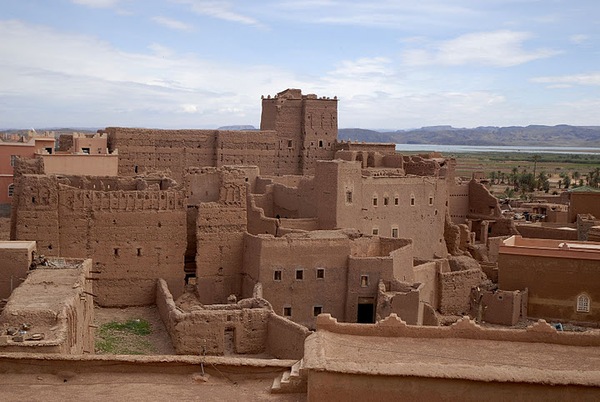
left=394, top=144, right=600, bottom=155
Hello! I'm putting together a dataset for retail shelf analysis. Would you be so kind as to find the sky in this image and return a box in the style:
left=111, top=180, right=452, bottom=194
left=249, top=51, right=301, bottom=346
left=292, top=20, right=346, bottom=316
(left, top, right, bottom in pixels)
left=0, top=0, right=599, bottom=130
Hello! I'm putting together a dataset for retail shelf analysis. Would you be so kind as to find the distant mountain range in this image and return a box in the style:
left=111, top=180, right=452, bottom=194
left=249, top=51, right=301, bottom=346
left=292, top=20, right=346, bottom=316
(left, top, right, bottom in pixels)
left=338, top=125, right=600, bottom=147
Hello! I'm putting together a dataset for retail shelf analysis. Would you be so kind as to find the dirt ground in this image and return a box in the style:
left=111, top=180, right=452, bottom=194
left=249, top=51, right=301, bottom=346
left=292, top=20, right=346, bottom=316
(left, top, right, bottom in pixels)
left=94, top=305, right=175, bottom=355
left=0, top=372, right=306, bottom=402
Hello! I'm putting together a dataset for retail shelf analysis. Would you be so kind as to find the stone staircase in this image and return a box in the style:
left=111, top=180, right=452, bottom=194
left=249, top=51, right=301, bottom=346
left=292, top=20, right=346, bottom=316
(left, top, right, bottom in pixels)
left=271, top=359, right=307, bottom=394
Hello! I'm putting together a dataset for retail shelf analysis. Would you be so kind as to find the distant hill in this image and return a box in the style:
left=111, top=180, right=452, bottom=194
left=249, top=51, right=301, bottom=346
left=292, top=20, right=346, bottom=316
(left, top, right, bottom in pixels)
left=217, top=125, right=257, bottom=131
left=339, top=125, right=600, bottom=147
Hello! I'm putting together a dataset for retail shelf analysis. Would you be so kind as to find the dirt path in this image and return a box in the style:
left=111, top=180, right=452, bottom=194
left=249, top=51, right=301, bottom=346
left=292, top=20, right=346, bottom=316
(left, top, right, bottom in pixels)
left=94, top=305, right=175, bottom=355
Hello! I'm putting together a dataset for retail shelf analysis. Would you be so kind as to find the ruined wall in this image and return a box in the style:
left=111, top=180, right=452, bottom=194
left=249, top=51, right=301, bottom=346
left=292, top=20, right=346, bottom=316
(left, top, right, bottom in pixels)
left=470, top=289, right=527, bottom=325
left=156, top=279, right=270, bottom=355
left=215, top=131, right=278, bottom=175
left=438, top=268, right=488, bottom=315
left=376, top=281, right=423, bottom=324
left=413, top=260, right=442, bottom=309
left=11, top=175, right=187, bottom=306
left=468, top=179, right=502, bottom=217
left=189, top=167, right=248, bottom=304
left=0, top=259, right=94, bottom=354
left=402, top=155, right=440, bottom=176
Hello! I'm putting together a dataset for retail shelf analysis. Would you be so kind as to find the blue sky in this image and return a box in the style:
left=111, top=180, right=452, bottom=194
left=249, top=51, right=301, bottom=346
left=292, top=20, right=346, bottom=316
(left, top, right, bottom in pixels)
left=1, top=0, right=599, bottom=130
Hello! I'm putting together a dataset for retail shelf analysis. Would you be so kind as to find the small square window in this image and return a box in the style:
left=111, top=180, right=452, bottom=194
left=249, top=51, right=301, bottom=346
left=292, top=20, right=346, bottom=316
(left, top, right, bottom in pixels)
left=313, top=306, right=323, bottom=316
left=384, top=197, right=389, bottom=206
left=373, top=197, right=378, bottom=206
left=394, top=197, right=399, bottom=205
left=296, top=269, right=304, bottom=280
left=372, top=228, right=379, bottom=235
left=360, top=275, right=369, bottom=287
left=274, top=270, right=282, bottom=281
left=316, top=268, right=325, bottom=279
left=287, top=140, right=293, bottom=148
left=283, top=307, right=292, bottom=316
left=391, top=228, right=398, bottom=238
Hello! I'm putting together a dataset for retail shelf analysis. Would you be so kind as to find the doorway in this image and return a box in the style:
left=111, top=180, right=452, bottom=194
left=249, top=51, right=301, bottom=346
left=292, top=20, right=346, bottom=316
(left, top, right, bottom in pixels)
left=357, top=297, right=375, bottom=323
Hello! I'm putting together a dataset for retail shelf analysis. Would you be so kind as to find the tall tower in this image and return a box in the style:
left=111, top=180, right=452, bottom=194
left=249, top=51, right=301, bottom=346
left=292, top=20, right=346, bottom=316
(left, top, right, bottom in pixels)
left=261, top=89, right=338, bottom=175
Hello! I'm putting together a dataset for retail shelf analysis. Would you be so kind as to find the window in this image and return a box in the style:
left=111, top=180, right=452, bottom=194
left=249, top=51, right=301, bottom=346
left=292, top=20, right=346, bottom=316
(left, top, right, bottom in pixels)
left=346, top=191, right=353, bottom=203
left=373, top=197, right=378, bottom=206
left=274, top=270, right=282, bottom=281
left=137, top=248, right=142, bottom=257
left=316, top=268, right=325, bottom=279
left=372, top=228, right=379, bottom=235
left=10, top=155, right=17, bottom=167
left=313, top=306, right=323, bottom=316
left=391, top=228, right=398, bottom=238
left=45, top=147, right=53, bottom=154
left=296, top=269, right=304, bottom=280
left=287, top=140, right=293, bottom=148
left=384, top=197, right=389, bottom=206
left=577, top=294, right=591, bottom=313
left=82, top=147, right=90, bottom=154
left=318, top=140, right=323, bottom=148
left=283, top=307, right=292, bottom=317
left=429, top=196, right=434, bottom=206
left=394, top=196, right=399, bottom=206
left=8, top=183, right=14, bottom=197
left=360, top=275, right=369, bottom=287
left=114, top=248, right=120, bottom=257
left=410, top=195, right=415, bottom=206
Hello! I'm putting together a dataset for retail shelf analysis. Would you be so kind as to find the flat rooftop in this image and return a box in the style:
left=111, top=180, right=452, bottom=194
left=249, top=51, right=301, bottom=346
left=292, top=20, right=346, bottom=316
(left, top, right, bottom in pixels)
left=304, top=330, right=600, bottom=387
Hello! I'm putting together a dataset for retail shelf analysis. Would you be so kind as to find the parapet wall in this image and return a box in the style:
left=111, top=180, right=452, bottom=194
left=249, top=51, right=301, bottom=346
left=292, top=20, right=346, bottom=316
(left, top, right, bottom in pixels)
left=314, top=313, right=600, bottom=347
left=266, top=313, right=311, bottom=360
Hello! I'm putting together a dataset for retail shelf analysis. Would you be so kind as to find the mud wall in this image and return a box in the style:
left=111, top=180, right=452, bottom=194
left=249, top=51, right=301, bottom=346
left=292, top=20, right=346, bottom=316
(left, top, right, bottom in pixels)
left=0, top=241, right=35, bottom=301
left=266, top=313, right=311, bottom=360
left=0, top=259, right=94, bottom=354
left=516, top=224, right=578, bottom=240
left=11, top=175, right=187, bottom=306
left=156, top=279, right=270, bottom=355
left=438, top=269, right=488, bottom=315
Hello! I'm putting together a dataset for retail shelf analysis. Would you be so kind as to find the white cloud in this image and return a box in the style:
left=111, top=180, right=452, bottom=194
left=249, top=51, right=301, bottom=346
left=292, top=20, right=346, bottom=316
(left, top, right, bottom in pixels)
left=71, top=0, right=122, bottom=8
left=172, top=0, right=264, bottom=28
left=531, top=73, right=600, bottom=87
left=151, top=16, right=194, bottom=32
left=402, top=30, right=560, bottom=67
left=331, top=57, right=392, bottom=78
left=569, top=34, right=589, bottom=45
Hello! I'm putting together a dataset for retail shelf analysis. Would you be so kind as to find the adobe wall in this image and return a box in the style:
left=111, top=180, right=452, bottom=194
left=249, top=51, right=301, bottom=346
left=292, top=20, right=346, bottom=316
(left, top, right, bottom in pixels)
left=468, top=179, right=502, bottom=217
left=244, top=232, right=351, bottom=328
left=11, top=175, right=187, bottom=306
left=306, top=370, right=600, bottom=402
left=187, top=167, right=248, bottom=304
left=402, top=155, right=440, bottom=176
left=0, top=241, right=35, bottom=301
left=41, top=154, right=119, bottom=176
left=266, top=313, right=311, bottom=360
left=438, top=268, right=488, bottom=315
left=0, top=258, right=94, bottom=354
left=413, top=260, right=442, bottom=309
left=156, top=279, right=271, bottom=355
left=569, top=192, right=600, bottom=223
left=470, top=288, right=527, bottom=325
left=376, top=280, right=423, bottom=324
left=448, top=181, right=469, bottom=224
left=499, top=252, right=600, bottom=322
left=516, top=223, right=578, bottom=240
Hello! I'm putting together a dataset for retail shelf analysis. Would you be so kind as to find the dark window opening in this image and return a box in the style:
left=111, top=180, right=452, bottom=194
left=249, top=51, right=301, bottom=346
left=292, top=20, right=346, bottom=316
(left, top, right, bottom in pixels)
left=134, top=165, right=139, bottom=174
left=296, top=269, right=304, bottom=280
left=318, top=140, right=323, bottom=148
left=372, top=228, right=379, bottom=235
left=137, top=248, right=142, bottom=256
left=384, top=197, right=389, bottom=206
left=114, top=248, right=120, bottom=257
left=82, top=147, right=90, bottom=154
left=274, top=270, right=282, bottom=281
left=45, top=147, right=53, bottom=154
left=373, top=197, right=378, bottom=206
left=313, top=306, right=323, bottom=316
left=357, top=299, right=375, bottom=323
left=392, top=228, right=398, bottom=238
left=346, top=191, right=353, bottom=203
left=283, top=307, right=292, bottom=317
left=394, top=197, right=399, bottom=205
left=316, top=268, right=325, bottom=279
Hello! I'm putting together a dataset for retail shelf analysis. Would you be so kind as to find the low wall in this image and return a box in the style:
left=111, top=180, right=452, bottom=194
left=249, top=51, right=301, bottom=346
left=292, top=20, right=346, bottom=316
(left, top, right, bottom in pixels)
left=314, top=313, right=600, bottom=347
left=517, top=224, right=578, bottom=240
left=266, top=314, right=311, bottom=360
left=156, top=279, right=271, bottom=355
